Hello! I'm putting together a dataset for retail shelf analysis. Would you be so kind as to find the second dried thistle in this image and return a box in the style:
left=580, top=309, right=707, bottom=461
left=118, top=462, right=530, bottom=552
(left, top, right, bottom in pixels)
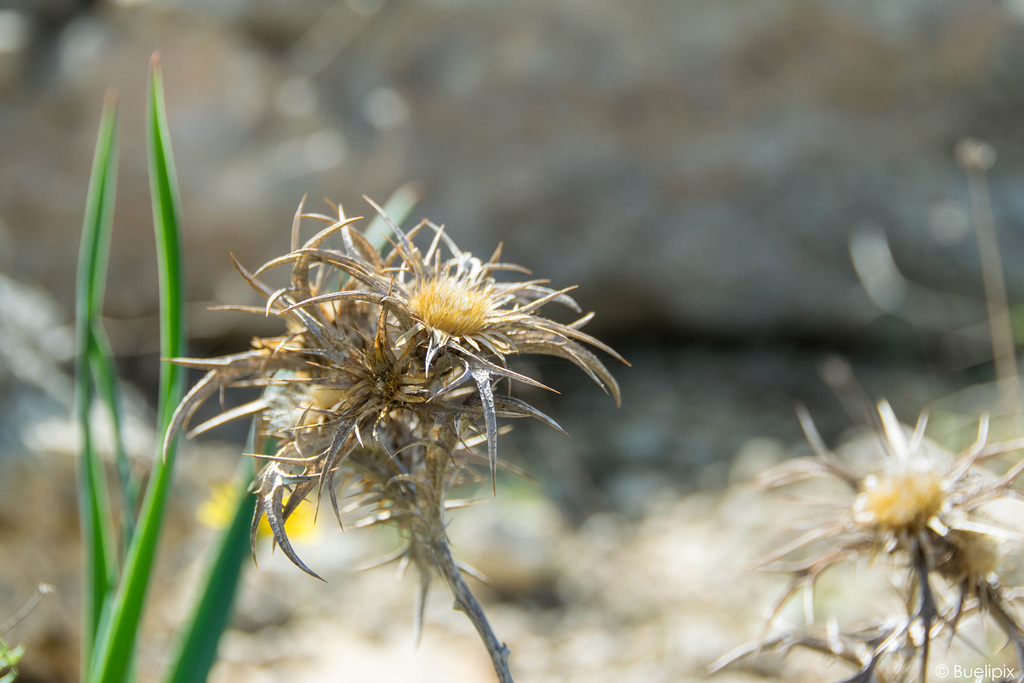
left=717, top=401, right=1024, bottom=683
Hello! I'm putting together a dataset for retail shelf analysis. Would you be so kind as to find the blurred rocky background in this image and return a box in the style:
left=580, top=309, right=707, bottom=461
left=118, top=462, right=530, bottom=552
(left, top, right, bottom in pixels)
left=3, top=0, right=1024, bottom=681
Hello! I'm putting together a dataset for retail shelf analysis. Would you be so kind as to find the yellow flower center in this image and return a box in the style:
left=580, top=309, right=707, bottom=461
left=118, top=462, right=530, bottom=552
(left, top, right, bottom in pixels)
left=409, top=278, right=492, bottom=338
left=857, top=468, right=946, bottom=533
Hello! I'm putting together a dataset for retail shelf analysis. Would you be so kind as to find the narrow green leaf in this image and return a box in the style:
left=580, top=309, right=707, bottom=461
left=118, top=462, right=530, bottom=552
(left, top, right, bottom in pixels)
left=75, top=90, right=121, bottom=680
left=148, top=53, right=188, bottom=435
left=89, top=329, right=137, bottom=552
left=89, top=54, right=187, bottom=683
left=164, top=455, right=256, bottom=683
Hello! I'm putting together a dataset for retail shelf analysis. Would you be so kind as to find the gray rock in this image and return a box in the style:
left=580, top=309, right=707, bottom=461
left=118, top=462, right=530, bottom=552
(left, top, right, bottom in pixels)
left=3, top=1, right=1024, bottom=343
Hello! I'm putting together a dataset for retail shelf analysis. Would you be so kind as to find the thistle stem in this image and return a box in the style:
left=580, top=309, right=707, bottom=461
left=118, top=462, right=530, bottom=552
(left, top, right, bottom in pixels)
left=431, top=536, right=513, bottom=683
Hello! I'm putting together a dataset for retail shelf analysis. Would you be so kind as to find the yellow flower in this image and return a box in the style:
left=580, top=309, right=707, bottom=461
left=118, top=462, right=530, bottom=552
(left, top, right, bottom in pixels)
left=197, top=481, right=319, bottom=541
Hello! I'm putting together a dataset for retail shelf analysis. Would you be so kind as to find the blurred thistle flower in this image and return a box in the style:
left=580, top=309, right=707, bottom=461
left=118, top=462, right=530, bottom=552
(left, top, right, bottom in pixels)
left=715, top=400, right=1024, bottom=682
left=166, top=195, right=625, bottom=681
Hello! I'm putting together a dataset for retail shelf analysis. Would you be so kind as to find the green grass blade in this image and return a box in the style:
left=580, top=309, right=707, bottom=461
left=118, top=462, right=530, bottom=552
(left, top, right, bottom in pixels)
left=148, top=54, right=188, bottom=437
left=88, top=54, right=187, bottom=683
left=164, top=455, right=256, bottom=683
left=75, top=90, right=121, bottom=679
left=88, top=328, right=137, bottom=551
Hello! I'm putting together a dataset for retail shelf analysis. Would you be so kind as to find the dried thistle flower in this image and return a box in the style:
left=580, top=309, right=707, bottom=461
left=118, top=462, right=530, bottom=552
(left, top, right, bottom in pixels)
left=166, top=196, right=625, bottom=682
left=715, top=400, right=1024, bottom=682
left=262, top=196, right=623, bottom=483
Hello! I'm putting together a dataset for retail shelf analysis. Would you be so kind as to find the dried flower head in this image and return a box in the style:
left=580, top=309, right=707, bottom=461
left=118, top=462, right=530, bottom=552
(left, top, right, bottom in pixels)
left=166, top=195, right=625, bottom=681
left=715, top=401, right=1024, bottom=682
left=262, top=197, right=624, bottom=481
